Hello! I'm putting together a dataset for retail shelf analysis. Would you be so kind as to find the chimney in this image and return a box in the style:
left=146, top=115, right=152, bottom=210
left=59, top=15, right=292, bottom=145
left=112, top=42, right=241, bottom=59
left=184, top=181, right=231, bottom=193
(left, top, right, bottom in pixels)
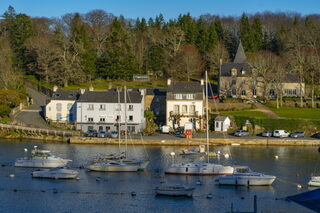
left=80, top=89, right=85, bottom=94
left=89, top=85, right=94, bottom=91
left=53, top=85, right=58, bottom=92
left=167, top=78, right=171, bottom=86
left=200, top=79, right=204, bottom=85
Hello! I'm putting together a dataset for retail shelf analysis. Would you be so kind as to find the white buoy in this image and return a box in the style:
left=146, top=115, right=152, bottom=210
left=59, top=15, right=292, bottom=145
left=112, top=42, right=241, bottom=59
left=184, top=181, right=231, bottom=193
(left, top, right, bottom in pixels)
left=297, top=184, right=302, bottom=189
left=24, top=148, right=28, bottom=152
left=161, top=140, right=165, bottom=143
left=9, top=174, right=15, bottom=178
left=274, top=155, right=279, bottom=159
left=224, top=154, right=230, bottom=159
left=217, top=150, right=221, bottom=154
left=196, top=180, right=202, bottom=185
left=170, top=152, right=175, bottom=156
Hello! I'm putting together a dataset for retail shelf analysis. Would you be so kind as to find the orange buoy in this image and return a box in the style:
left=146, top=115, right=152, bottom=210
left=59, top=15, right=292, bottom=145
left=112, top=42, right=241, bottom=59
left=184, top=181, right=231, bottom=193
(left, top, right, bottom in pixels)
left=296, top=173, right=301, bottom=177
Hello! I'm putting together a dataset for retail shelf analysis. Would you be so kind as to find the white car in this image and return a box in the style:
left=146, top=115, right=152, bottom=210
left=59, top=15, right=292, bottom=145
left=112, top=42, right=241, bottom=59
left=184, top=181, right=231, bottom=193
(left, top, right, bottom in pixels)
left=273, top=130, right=290, bottom=138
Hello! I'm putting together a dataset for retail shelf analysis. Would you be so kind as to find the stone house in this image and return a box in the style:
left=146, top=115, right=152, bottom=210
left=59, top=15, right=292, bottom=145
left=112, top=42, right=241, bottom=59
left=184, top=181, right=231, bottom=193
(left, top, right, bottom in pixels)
left=144, top=88, right=167, bottom=126
left=166, top=79, right=204, bottom=130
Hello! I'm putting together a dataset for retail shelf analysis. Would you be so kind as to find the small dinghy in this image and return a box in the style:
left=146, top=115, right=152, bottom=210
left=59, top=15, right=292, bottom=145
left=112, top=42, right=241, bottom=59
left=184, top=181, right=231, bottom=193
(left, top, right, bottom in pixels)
left=218, top=166, right=276, bottom=186
left=155, top=185, right=195, bottom=197
left=32, top=167, right=79, bottom=179
left=308, top=176, right=320, bottom=187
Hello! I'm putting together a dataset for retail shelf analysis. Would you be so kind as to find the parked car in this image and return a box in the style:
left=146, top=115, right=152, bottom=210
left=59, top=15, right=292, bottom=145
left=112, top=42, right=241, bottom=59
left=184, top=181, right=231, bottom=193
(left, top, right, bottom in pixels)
left=97, top=130, right=107, bottom=138
left=313, top=132, right=320, bottom=139
left=174, top=127, right=184, bottom=136
left=85, top=129, right=97, bottom=137
left=290, top=131, right=305, bottom=138
left=273, top=130, right=290, bottom=138
left=262, top=130, right=273, bottom=137
left=110, top=131, right=118, bottom=138
left=234, top=130, right=250, bottom=137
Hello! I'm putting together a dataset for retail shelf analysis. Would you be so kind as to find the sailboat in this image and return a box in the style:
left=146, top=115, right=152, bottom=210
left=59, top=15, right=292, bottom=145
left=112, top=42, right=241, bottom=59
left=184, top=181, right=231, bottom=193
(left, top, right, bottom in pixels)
left=164, top=71, right=234, bottom=175
left=87, top=87, right=149, bottom=172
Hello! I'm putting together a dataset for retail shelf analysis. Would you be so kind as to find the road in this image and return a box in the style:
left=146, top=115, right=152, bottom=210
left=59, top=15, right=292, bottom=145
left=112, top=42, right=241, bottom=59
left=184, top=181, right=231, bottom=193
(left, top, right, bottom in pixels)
left=14, top=87, right=51, bottom=129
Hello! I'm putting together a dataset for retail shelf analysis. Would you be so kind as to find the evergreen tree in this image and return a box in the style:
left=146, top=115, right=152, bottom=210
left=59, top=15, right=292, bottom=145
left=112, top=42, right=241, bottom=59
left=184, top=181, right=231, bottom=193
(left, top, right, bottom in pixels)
left=195, top=19, right=209, bottom=53
left=207, top=23, right=218, bottom=51
left=239, top=13, right=252, bottom=52
left=214, top=17, right=224, bottom=41
left=251, top=17, right=263, bottom=52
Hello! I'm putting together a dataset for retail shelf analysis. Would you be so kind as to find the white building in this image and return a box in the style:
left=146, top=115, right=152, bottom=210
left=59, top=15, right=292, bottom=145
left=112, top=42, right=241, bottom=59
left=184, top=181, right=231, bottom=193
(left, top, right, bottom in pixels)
left=76, top=88, right=145, bottom=133
left=166, top=80, right=204, bottom=130
left=214, top=116, right=231, bottom=132
left=45, top=88, right=79, bottom=123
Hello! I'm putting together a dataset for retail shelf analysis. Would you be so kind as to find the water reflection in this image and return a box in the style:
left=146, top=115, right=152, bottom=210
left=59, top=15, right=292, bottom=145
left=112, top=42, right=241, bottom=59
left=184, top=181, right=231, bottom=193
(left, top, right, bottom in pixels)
left=0, top=140, right=316, bottom=213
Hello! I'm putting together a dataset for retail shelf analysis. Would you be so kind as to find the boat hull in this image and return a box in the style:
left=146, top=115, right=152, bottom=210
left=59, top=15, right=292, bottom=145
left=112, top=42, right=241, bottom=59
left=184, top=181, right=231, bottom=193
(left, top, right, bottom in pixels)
left=32, top=169, right=79, bottom=179
left=15, top=159, right=71, bottom=168
left=87, top=164, right=139, bottom=172
left=308, top=176, right=320, bottom=187
left=218, top=175, right=276, bottom=186
left=165, top=163, right=234, bottom=176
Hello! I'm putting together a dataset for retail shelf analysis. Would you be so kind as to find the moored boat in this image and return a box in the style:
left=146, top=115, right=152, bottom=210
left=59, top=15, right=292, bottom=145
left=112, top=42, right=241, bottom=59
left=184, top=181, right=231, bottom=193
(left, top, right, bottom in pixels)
left=165, top=162, right=234, bottom=175
left=32, top=167, right=79, bottom=179
left=155, top=185, right=195, bottom=197
left=308, top=176, right=320, bottom=187
left=218, top=166, right=276, bottom=186
left=15, top=148, right=71, bottom=168
left=87, top=160, right=140, bottom=172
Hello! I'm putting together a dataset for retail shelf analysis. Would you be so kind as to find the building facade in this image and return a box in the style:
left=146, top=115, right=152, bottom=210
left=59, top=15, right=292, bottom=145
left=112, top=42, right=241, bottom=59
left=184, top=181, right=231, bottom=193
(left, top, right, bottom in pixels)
left=76, top=88, right=145, bottom=133
left=45, top=89, right=79, bottom=123
left=166, top=80, right=204, bottom=130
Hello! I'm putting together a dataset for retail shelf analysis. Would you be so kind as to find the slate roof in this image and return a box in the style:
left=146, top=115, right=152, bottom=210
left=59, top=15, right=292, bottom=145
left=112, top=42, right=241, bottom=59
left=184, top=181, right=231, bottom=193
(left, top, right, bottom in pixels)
left=283, top=73, right=300, bottom=83
left=167, top=82, right=203, bottom=93
left=233, top=41, right=247, bottom=63
left=214, top=116, right=229, bottom=122
left=220, top=63, right=252, bottom=77
left=51, top=90, right=80, bottom=101
left=77, top=89, right=143, bottom=103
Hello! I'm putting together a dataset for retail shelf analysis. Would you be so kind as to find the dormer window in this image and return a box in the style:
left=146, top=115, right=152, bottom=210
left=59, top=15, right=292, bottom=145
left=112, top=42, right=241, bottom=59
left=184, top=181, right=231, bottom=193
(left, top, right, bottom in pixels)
left=68, top=93, right=74, bottom=98
left=54, top=93, right=61, bottom=98
left=231, top=68, right=237, bottom=76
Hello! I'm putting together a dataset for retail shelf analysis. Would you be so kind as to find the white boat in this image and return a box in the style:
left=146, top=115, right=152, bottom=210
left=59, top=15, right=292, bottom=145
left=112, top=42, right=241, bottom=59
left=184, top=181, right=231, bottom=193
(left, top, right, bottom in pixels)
left=32, top=167, right=79, bottom=179
left=164, top=71, right=234, bottom=176
left=308, top=176, right=320, bottom=187
left=155, top=185, right=195, bottom=197
left=15, top=148, right=71, bottom=168
left=87, top=160, right=139, bottom=172
left=165, top=162, right=234, bottom=175
left=218, top=166, right=276, bottom=186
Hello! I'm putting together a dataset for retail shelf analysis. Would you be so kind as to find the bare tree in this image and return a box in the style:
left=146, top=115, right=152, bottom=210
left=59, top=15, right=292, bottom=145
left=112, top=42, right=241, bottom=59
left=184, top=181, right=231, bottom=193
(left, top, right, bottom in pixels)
left=206, top=41, right=229, bottom=77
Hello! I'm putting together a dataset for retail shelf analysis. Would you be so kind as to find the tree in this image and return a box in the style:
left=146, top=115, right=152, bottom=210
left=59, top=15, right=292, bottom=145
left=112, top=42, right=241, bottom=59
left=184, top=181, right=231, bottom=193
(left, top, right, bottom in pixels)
left=168, top=45, right=203, bottom=81
left=239, top=13, right=252, bottom=52
left=206, top=41, right=229, bottom=77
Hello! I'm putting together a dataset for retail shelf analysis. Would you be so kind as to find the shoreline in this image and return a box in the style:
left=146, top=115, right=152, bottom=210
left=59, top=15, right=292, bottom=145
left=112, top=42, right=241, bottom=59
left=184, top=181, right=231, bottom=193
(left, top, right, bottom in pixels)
left=2, top=135, right=320, bottom=146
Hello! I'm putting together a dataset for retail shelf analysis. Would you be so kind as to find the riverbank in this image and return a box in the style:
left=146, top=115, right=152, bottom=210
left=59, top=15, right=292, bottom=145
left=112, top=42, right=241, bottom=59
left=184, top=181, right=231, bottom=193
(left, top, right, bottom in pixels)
left=2, top=134, right=320, bottom=146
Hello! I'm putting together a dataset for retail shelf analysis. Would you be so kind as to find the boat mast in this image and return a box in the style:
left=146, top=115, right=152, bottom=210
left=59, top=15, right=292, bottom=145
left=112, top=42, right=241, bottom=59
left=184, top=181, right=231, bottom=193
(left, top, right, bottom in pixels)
left=117, top=88, right=121, bottom=153
left=205, top=70, right=209, bottom=163
left=124, top=86, right=128, bottom=159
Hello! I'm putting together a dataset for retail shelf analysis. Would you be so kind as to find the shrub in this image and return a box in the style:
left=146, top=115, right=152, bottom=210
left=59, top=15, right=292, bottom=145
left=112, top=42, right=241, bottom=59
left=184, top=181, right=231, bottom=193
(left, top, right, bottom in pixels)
left=0, top=104, right=11, bottom=118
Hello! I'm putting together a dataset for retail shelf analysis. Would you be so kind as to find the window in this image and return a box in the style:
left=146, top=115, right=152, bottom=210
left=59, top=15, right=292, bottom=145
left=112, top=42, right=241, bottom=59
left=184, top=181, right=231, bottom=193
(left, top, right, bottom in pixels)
left=216, top=122, right=219, bottom=128
left=115, top=104, right=121, bottom=111
left=100, top=118, right=105, bottom=122
left=88, top=126, right=93, bottom=131
left=173, top=105, right=179, bottom=114
left=88, top=117, right=94, bottom=122
left=182, top=105, right=187, bottom=114
left=186, top=94, right=195, bottom=100
left=116, top=115, right=120, bottom=122
left=56, top=113, right=62, bottom=121
left=88, top=104, right=94, bottom=110
left=232, top=79, right=236, bottom=85
left=128, top=126, right=136, bottom=132
left=67, top=103, right=72, bottom=110
left=99, top=104, right=106, bottom=110
left=284, top=89, right=297, bottom=96
left=189, top=105, right=195, bottom=115
left=231, top=89, right=237, bottom=96
left=174, top=94, right=183, bottom=100
left=129, top=115, right=133, bottom=121
left=99, top=126, right=103, bottom=131
left=128, top=105, right=133, bottom=111
left=241, top=90, right=246, bottom=96
left=48, top=107, right=51, bottom=111
left=269, top=89, right=275, bottom=97
left=106, top=126, right=111, bottom=131
left=56, top=103, right=62, bottom=111
left=252, top=89, right=257, bottom=96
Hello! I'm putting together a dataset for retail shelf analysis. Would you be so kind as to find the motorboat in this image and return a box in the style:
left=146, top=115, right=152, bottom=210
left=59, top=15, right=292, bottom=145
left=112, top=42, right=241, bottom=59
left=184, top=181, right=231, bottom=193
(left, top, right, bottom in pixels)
left=15, top=148, right=71, bottom=168
left=217, top=166, right=276, bottom=186
left=308, top=176, right=320, bottom=187
left=87, top=160, right=140, bottom=172
left=32, top=167, right=79, bottom=179
left=155, top=185, right=195, bottom=197
left=165, top=162, right=234, bottom=175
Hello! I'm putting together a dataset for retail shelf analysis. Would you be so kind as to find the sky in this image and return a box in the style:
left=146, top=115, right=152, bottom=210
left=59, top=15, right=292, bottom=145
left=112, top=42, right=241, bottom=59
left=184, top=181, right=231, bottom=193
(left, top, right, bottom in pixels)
left=1, top=0, right=320, bottom=20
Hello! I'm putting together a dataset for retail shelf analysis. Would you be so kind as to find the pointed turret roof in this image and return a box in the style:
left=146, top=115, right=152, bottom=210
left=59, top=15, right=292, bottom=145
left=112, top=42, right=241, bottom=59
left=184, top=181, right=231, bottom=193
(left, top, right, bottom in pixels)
left=233, top=40, right=247, bottom=63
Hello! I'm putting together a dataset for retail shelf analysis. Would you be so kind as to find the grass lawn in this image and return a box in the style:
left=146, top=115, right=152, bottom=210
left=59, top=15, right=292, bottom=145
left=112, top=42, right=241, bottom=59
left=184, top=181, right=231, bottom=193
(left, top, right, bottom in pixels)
left=220, top=110, right=269, bottom=119
left=268, top=105, right=320, bottom=119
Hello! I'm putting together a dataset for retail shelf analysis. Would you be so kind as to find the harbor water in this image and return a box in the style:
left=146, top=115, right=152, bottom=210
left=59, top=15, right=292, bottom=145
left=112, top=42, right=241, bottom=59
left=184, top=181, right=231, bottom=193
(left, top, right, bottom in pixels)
left=0, top=139, right=317, bottom=213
